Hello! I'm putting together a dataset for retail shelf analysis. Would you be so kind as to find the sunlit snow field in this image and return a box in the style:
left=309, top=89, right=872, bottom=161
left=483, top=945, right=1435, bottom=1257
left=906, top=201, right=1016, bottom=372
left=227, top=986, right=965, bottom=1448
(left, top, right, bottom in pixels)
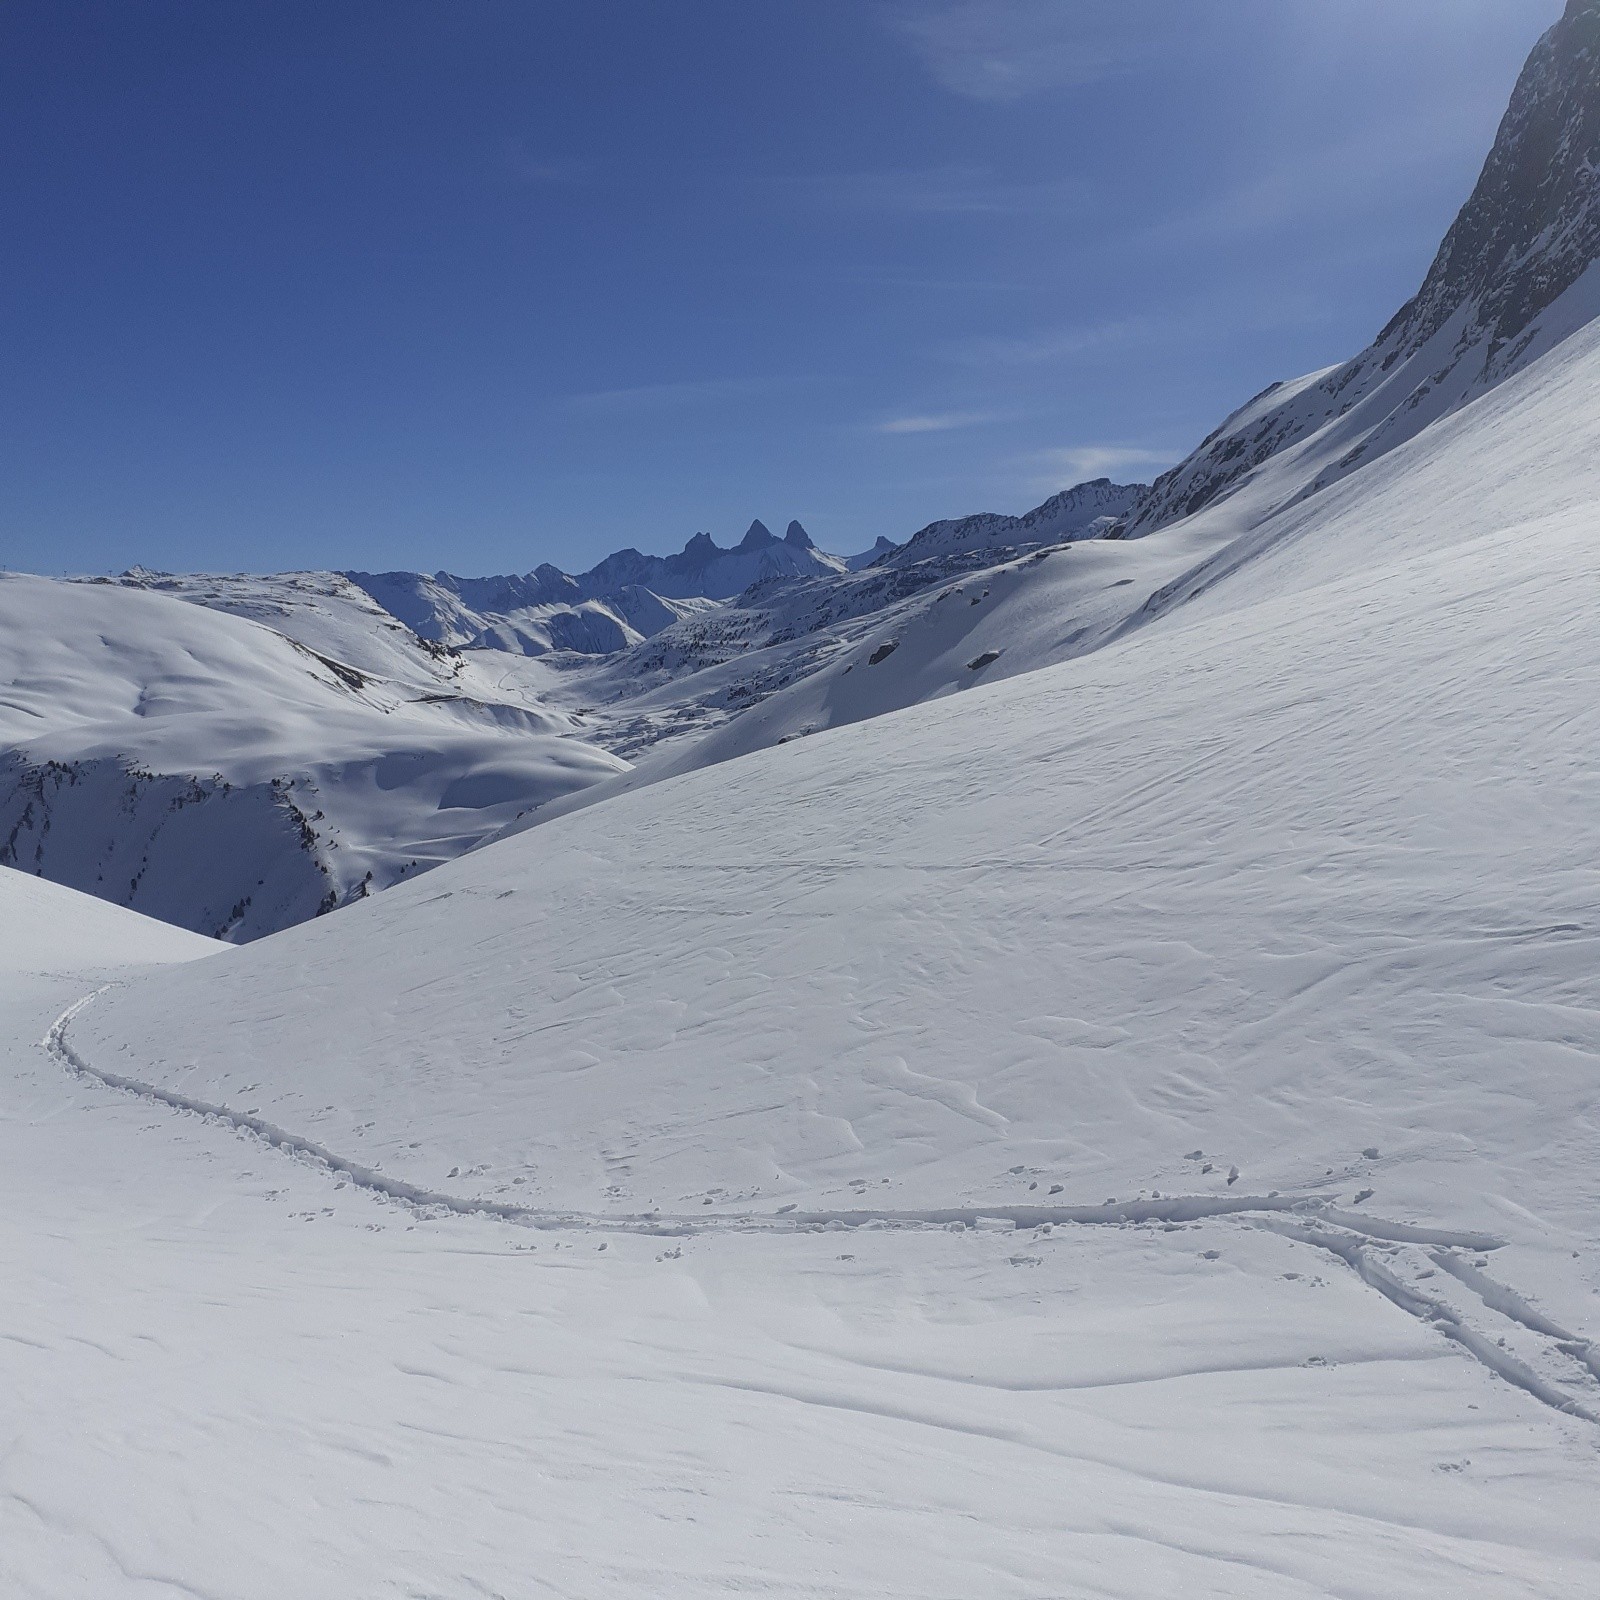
left=4, top=320, right=1599, bottom=1597
left=4, top=912, right=1599, bottom=1598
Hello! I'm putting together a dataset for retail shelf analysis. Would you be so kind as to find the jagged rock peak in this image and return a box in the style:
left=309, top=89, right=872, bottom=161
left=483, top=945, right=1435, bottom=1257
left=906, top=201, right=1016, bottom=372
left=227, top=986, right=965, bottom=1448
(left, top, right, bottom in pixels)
left=682, top=531, right=719, bottom=558
left=1122, top=3, right=1600, bottom=538
left=784, top=520, right=815, bottom=549
left=1378, top=0, right=1600, bottom=365
left=738, top=519, right=776, bottom=551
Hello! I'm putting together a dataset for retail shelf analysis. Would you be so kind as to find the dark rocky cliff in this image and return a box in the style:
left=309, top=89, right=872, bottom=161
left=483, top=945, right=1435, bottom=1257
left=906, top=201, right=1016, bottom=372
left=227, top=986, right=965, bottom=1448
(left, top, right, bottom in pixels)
left=1125, top=0, right=1600, bottom=536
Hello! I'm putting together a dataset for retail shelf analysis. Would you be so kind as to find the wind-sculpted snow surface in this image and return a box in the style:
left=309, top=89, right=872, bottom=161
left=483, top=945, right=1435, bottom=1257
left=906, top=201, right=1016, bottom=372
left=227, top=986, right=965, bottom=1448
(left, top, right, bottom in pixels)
left=6, top=866, right=1600, bottom=1596
left=15, top=321, right=1600, bottom=1593
left=9, top=20, right=1600, bottom=1588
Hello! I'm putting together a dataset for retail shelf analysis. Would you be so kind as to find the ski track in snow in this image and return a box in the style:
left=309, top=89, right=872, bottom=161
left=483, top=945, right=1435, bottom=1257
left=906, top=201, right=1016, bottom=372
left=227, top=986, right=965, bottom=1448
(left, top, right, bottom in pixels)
left=45, top=983, right=1600, bottom=1431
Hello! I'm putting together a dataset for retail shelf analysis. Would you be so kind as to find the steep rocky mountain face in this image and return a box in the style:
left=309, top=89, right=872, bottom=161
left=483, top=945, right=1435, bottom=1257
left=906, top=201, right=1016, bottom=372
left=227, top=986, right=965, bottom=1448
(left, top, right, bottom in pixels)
left=1127, top=0, right=1600, bottom=536
left=1384, top=0, right=1600, bottom=370
left=579, top=518, right=846, bottom=599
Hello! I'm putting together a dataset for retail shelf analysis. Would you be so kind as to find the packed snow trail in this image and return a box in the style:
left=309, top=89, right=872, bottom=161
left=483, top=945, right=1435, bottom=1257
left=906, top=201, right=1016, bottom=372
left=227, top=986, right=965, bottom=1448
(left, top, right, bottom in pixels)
left=40, top=986, right=1504, bottom=1245
left=1258, top=1217, right=1600, bottom=1425
left=47, top=980, right=1600, bottom=1431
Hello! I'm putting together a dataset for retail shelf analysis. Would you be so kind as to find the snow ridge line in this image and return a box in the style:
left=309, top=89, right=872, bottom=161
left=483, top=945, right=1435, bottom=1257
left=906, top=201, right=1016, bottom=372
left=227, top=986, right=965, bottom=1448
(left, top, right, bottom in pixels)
left=44, top=988, right=1509, bottom=1252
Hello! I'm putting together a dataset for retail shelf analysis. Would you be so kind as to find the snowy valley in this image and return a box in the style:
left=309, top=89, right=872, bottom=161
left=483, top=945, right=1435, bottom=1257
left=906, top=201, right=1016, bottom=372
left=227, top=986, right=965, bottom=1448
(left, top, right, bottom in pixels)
left=4, top=3, right=1600, bottom=1597
left=2, top=478, right=1152, bottom=937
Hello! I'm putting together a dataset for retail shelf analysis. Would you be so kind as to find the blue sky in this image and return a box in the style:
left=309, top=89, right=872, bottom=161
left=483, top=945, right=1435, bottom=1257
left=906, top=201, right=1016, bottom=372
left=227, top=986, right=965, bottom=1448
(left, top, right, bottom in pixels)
left=1, top=0, right=1561, bottom=576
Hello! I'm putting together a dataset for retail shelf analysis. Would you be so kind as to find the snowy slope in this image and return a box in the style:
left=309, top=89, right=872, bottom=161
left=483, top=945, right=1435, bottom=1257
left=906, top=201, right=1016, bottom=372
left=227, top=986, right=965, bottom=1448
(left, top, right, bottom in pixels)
left=73, top=307, right=1600, bottom=1363
left=4, top=479, right=1151, bottom=936
left=8, top=861, right=1596, bottom=1599
left=524, top=0, right=1600, bottom=804
left=18, top=312, right=1597, bottom=1595
left=340, top=566, right=726, bottom=656
left=0, top=861, right=218, bottom=971
left=1126, top=0, right=1600, bottom=538
left=523, top=516, right=1219, bottom=817
left=0, top=575, right=624, bottom=938
left=8, top=16, right=1600, bottom=1593
left=89, top=478, right=1148, bottom=807
left=108, top=567, right=474, bottom=688
left=566, top=306, right=1600, bottom=806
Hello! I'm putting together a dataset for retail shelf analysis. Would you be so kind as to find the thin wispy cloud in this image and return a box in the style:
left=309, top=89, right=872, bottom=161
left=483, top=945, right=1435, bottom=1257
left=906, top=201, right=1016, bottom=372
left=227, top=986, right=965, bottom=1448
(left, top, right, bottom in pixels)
left=1021, top=443, right=1175, bottom=493
left=874, top=410, right=997, bottom=435
left=1132, top=100, right=1513, bottom=258
left=886, top=0, right=1163, bottom=103
left=947, top=287, right=1335, bottom=370
left=946, top=316, right=1151, bottom=368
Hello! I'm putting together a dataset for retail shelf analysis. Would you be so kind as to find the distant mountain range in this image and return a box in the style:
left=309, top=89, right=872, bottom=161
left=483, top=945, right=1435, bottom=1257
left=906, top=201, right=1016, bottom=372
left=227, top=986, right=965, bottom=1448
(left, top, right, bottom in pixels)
left=6, top=1, right=1600, bottom=942
left=346, top=519, right=856, bottom=656
left=0, top=478, right=1147, bottom=937
left=341, top=485, right=1143, bottom=661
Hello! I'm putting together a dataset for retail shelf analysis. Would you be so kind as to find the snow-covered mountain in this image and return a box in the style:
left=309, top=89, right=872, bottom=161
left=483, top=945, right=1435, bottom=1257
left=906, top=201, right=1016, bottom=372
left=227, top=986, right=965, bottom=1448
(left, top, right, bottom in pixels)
left=9, top=0, right=1600, bottom=959
left=499, top=0, right=1600, bottom=808
left=346, top=518, right=848, bottom=656
left=1, top=473, right=1151, bottom=938
left=884, top=477, right=1144, bottom=567
left=334, top=566, right=718, bottom=657
left=1126, top=0, right=1600, bottom=537
left=845, top=534, right=898, bottom=570
left=336, top=487, right=1143, bottom=671
left=79, top=305, right=1600, bottom=1220
left=42, top=255, right=1600, bottom=1598
left=0, top=573, right=623, bottom=939
left=8, top=11, right=1600, bottom=1596
left=513, top=480, right=1160, bottom=774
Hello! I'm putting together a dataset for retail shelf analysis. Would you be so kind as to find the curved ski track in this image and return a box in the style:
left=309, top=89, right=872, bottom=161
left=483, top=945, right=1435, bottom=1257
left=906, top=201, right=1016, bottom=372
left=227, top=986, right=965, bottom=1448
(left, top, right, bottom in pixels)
left=43, top=985, right=1600, bottom=1426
